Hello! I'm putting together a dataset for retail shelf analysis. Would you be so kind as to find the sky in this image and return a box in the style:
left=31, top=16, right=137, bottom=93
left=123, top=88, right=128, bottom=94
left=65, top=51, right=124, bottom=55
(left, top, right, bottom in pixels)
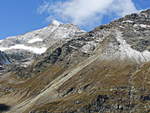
left=0, top=0, right=150, bottom=39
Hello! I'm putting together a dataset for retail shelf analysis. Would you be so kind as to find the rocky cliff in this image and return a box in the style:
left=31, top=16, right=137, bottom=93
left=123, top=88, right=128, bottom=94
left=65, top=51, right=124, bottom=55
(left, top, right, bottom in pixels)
left=0, top=51, right=10, bottom=65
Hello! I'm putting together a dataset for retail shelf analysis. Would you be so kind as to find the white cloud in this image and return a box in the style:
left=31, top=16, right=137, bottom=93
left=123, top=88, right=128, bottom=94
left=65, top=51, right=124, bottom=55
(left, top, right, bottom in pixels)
left=38, top=0, right=138, bottom=26
left=37, top=1, right=50, bottom=14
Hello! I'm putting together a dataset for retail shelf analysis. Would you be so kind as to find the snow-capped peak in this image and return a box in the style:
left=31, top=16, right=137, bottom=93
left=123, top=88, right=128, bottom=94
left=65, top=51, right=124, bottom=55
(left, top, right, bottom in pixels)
left=0, top=20, right=83, bottom=62
left=51, top=20, right=61, bottom=26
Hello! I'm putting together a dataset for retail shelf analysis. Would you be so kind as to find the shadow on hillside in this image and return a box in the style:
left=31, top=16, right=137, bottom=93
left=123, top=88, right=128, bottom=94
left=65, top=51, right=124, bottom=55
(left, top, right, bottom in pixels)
left=0, top=104, right=11, bottom=112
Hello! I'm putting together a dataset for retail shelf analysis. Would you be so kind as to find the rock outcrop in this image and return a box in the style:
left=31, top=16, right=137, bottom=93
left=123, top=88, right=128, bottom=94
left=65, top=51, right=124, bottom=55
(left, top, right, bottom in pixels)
left=0, top=51, right=10, bottom=65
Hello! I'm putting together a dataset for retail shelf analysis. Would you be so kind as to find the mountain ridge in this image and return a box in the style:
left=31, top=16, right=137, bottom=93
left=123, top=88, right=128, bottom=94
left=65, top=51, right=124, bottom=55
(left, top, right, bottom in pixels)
left=0, top=9, right=150, bottom=113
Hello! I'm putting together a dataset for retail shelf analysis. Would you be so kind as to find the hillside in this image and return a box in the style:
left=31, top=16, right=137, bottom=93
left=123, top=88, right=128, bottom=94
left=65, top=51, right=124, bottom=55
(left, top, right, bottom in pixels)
left=0, top=9, right=150, bottom=113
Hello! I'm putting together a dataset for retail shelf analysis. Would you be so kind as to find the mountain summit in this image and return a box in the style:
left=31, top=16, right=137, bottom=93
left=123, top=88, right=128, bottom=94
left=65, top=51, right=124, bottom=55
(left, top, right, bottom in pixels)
left=0, top=22, right=84, bottom=65
left=0, top=9, right=150, bottom=113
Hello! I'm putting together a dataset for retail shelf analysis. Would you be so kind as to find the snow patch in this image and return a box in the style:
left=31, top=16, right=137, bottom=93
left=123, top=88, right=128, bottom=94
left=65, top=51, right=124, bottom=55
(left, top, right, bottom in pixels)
left=134, top=24, right=150, bottom=28
left=122, top=20, right=134, bottom=23
left=81, top=41, right=97, bottom=53
left=28, top=38, right=43, bottom=43
left=101, top=31, right=150, bottom=63
left=139, top=24, right=150, bottom=28
left=0, top=40, right=3, bottom=43
left=52, top=20, right=61, bottom=26
left=115, top=32, right=150, bottom=63
left=0, top=44, right=47, bottom=54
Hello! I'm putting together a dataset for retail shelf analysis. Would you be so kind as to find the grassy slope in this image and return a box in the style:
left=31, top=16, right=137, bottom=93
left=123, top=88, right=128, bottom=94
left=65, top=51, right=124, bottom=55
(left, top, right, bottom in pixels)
left=0, top=52, right=149, bottom=113
left=29, top=61, right=150, bottom=113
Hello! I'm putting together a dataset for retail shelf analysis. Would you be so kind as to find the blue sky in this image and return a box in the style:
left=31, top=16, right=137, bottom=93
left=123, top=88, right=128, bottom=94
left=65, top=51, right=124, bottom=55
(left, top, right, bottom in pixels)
left=0, top=0, right=150, bottom=39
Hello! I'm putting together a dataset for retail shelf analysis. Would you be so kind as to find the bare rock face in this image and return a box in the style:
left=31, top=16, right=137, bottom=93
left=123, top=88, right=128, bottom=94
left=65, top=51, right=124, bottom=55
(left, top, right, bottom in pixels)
left=0, top=51, right=10, bottom=65
left=0, top=51, right=11, bottom=74
left=0, top=9, right=150, bottom=113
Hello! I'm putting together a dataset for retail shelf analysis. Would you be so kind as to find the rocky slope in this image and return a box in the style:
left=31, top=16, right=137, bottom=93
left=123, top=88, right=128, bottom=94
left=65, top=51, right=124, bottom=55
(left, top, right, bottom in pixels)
left=0, top=51, right=10, bottom=65
left=0, top=9, right=150, bottom=113
left=0, top=51, right=11, bottom=73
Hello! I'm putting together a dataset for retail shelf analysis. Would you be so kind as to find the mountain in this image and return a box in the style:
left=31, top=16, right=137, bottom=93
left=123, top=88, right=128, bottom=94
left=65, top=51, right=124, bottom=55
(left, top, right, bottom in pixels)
left=0, top=9, right=150, bottom=113
left=0, top=20, right=84, bottom=62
